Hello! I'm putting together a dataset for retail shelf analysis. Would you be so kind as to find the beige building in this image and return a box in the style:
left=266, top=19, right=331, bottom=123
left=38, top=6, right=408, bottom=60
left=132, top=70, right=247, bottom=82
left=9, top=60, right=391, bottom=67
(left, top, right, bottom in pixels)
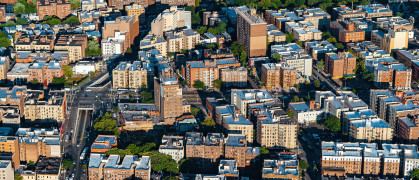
left=54, top=34, right=87, bottom=64
left=237, top=8, right=267, bottom=57
left=35, top=157, right=61, bottom=180
left=285, top=21, right=322, bottom=41
left=220, top=67, right=247, bottom=88
left=154, top=76, right=183, bottom=124
left=164, top=29, right=200, bottom=53
left=15, top=35, right=55, bottom=52
left=257, top=115, right=297, bottom=149
left=261, top=63, right=297, bottom=90
left=0, top=160, right=14, bottom=180
left=150, top=6, right=191, bottom=36
left=0, top=56, right=10, bottom=81
left=15, top=128, right=61, bottom=163
left=349, top=118, right=393, bottom=143
left=140, top=35, right=168, bottom=57
left=112, top=61, right=147, bottom=89
left=218, top=105, right=253, bottom=143
left=371, top=29, right=409, bottom=53
left=159, top=135, right=184, bottom=162
left=103, top=16, right=139, bottom=55
left=125, top=4, right=145, bottom=23
left=24, top=91, right=67, bottom=123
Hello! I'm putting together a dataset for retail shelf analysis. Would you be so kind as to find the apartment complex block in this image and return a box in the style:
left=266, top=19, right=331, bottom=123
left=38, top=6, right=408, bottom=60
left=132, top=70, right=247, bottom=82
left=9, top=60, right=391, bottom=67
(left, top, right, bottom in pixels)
left=237, top=8, right=267, bottom=57
left=289, top=101, right=323, bottom=124
left=88, top=154, right=151, bottom=180
left=261, top=63, right=297, bottom=90
left=285, top=21, right=322, bottom=41
left=305, top=41, right=337, bottom=60
left=330, top=21, right=365, bottom=43
left=24, top=91, right=67, bottom=123
left=397, top=49, right=419, bottom=82
left=219, top=67, right=247, bottom=88
left=365, top=57, right=412, bottom=90
left=15, top=35, right=55, bottom=52
left=15, top=128, right=61, bottom=163
left=54, top=34, right=88, bottom=64
left=262, top=152, right=299, bottom=179
left=154, top=76, right=183, bottom=124
left=271, top=43, right=313, bottom=77
left=125, top=4, right=145, bottom=23
left=315, top=91, right=368, bottom=118
left=159, top=135, right=184, bottom=163
left=325, top=52, right=356, bottom=79
left=185, top=132, right=224, bottom=169
left=103, top=16, right=139, bottom=54
left=27, top=60, right=63, bottom=85
left=112, top=61, right=147, bottom=89
left=0, top=57, right=10, bottom=81
left=230, top=89, right=274, bottom=118
left=349, top=118, right=393, bottom=143
left=36, top=0, right=71, bottom=19
left=151, top=6, right=192, bottom=36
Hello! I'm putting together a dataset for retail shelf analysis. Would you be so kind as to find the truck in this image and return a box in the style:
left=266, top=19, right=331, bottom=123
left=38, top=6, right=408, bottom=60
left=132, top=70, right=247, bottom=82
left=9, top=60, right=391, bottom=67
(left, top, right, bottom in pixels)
left=80, top=147, right=88, bottom=160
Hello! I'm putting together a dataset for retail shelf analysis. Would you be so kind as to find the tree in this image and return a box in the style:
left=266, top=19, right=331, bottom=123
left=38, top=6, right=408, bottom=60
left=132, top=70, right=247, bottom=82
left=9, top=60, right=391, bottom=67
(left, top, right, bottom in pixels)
left=286, top=33, right=294, bottom=43
left=335, top=43, right=344, bottom=51
left=126, top=144, right=141, bottom=155
left=28, top=161, right=35, bottom=166
left=69, top=0, right=81, bottom=9
left=52, top=77, right=66, bottom=84
left=13, top=2, right=26, bottom=15
left=214, top=79, right=222, bottom=90
left=314, top=80, right=321, bottom=88
left=140, top=91, right=153, bottom=103
left=286, top=110, right=294, bottom=118
left=182, top=80, right=188, bottom=86
left=192, top=13, right=201, bottom=25
left=296, top=41, right=303, bottom=47
left=191, top=107, right=200, bottom=117
left=113, top=106, right=119, bottom=114
left=215, top=22, right=227, bottom=34
left=201, top=117, right=215, bottom=127
left=296, top=0, right=305, bottom=7
left=62, top=159, right=75, bottom=169
left=324, top=115, right=341, bottom=132
left=294, top=84, right=300, bottom=89
left=292, top=95, right=300, bottom=102
left=180, top=158, right=200, bottom=174
left=195, top=26, right=207, bottom=34
left=93, top=112, right=119, bottom=136
left=207, top=27, right=218, bottom=34
left=326, top=37, right=337, bottom=43
left=63, top=65, right=73, bottom=78
left=298, top=4, right=307, bottom=9
left=63, top=16, right=79, bottom=25
left=322, top=32, right=332, bottom=39
left=272, top=53, right=281, bottom=63
left=141, top=84, right=147, bottom=89
left=142, top=151, right=179, bottom=174
left=260, top=146, right=269, bottom=155
left=240, top=51, right=247, bottom=67
left=352, top=88, right=357, bottom=94
left=193, top=80, right=205, bottom=89
left=126, top=48, right=133, bottom=54
left=411, top=169, right=419, bottom=180
left=0, top=37, right=11, bottom=48
left=138, top=143, right=156, bottom=153
left=29, top=79, right=40, bottom=84
left=16, top=17, right=28, bottom=25
left=106, top=147, right=129, bottom=158
left=318, top=59, right=325, bottom=70
left=15, top=174, right=23, bottom=180
left=85, top=39, right=101, bottom=56
left=284, top=0, right=295, bottom=7
left=45, top=17, right=62, bottom=25
left=299, top=160, right=309, bottom=170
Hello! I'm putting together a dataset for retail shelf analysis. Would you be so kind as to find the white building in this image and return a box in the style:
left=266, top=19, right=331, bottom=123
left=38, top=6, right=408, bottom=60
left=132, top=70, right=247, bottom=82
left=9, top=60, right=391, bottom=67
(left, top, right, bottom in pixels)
left=401, top=144, right=419, bottom=178
left=200, top=33, right=217, bottom=44
left=289, top=101, right=323, bottom=124
left=231, top=89, right=274, bottom=118
left=158, top=135, right=184, bottom=163
left=0, top=160, right=13, bottom=180
left=102, top=31, right=126, bottom=56
left=73, top=61, right=96, bottom=74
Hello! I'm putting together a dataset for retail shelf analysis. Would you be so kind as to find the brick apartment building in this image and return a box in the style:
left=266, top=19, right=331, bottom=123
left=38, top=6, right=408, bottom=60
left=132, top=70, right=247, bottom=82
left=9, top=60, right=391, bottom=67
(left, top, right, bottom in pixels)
left=102, top=16, right=139, bottom=54
left=54, top=34, right=88, bottom=64
left=24, top=91, right=67, bottom=123
left=0, top=137, right=19, bottom=169
left=108, top=0, right=194, bottom=9
left=125, top=4, right=145, bottom=23
left=15, top=128, right=61, bottom=163
left=261, top=63, right=297, bottom=90
left=325, top=52, right=356, bottom=79
left=398, top=115, right=419, bottom=143
left=27, top=60, right=63, bottom=85
left=0, top=5, right=6, bottom=23
left=185, top=132, right=224, bottom=169
left=330, top=21, right=365, bottom=43
left=36, top=0, right=71, bottom=19
left=219, top=67, right=247, bottom=88
left=237, top=8, right=267, bottom=57
left=15, top=35, right=55, bottom=52
left=112, top=61, right=148, bottom=89
left=371, top=29, right=409, bottom=53
left=0, top=57, right=10, bottom=82
left=154, top=76, right=183, bottom=124
left=397, top=49, right=419, bottom=82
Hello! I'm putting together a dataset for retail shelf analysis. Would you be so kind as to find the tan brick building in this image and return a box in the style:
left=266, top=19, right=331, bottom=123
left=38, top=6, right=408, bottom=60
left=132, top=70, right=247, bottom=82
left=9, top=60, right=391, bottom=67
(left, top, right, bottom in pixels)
left=185, top=132, right=224, bottom=169
left=54, top=34, right=88, bottom=64
left=0, top=57, right=10, bottom=82
left=103, top=16, right=139, bottom=54
left=15, top=35, right=55, bottom=51
left=154, top=76, right=183, bottom=124
left=325, top=52, right=356, bottom=79
left=0, top=5, right=6, bottom=23
left=224, top=135, right=248, bottom=167
left=0, top=86, right=27, bottom=118
left=372, top=29, right=409, bottom=53
left=349, top=118, right=393, bottom=143
left=398, top=116, right=419, bottom=142
left=24, top=91, right=67, bottom=123
left=36, top=0, right=71, bottom=19
left=28, top=60, right=63, bottom=85
left=112, top=61, right=147, bottom=89
left=321, top=142, right=363, bottom=176
left=15, top=128, right=61, bottom=163
left=330, top=21, right=365, bottom=43
left=256, top=114, right=297, bottom=149
left=219, top=67, right=247, bottom=88
left=125, top=4, right=145, bottom=23
left=261, top=63, right=297, bottom=90
left=237, top=8, right=267, bottom=57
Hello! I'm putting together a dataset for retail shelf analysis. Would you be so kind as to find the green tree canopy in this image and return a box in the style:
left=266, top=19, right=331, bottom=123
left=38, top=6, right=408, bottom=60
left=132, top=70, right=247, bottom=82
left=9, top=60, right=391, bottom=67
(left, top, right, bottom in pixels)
left=190, top=107, right=200, bottom=117
left=324, top=115, right=341, bottom=132
left=52, top=77, right=66, bottom=84
left=286, top=110, right=294, bottom=118
left=44, top=17, right=62, bottom=25
left=286, top=33, right=294, bottom=43
left=16, top=17, right=28, bottom=25
left=63, top=65, right=73, bottom=78
left=106, top=147, right=129, bottom=158
left=411, top=169, right=419, bottom=180
left=193, top=80, right=205, bottom=89
left=12, top=2, right=26, bottom=15
left=142, top=151, right=179, bottom=174
left=15, top=174, right=23, bottom=180
left=140, top=91, right=154, bottom=103
left=63, top=16, right=80, bottom=25
left=85, top=39, right=101, bottom=56
left=201, top=117, right=216, bottom=127
left=260, top=146, right=269, bottom=155
left=299, top=160, right=309, bottom=169
left=214, top=79, right=222, bottom=90
left=318, top=59, right=325, bottom=70
left=69, top=0, right=81, bottom=9
left=179, top=158, right=200, bottom=174
left=314, top=80, right=321, bottom=89
left=62, top=159, right=75, bottom=169
left=93, top=112, right=119, bottom=136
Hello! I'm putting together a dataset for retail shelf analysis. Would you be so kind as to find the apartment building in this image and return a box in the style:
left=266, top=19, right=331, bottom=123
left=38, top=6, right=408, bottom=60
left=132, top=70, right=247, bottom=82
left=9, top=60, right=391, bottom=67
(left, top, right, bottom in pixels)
left=54, top=34, right=88, bottom=64
left=321, top=142, right=363, bottom=176
left=271, top=43, right=313, bottom=77
left=0, top=160, right=13, bottom=179
left=342, top=109, right=378, bottom=135
left=224, top=135, right=248, bottom=167
left=125, top=4, right=145, bottom=23
left=118, top=103, right=159, bottom=131
left=316, top=91, right=368, bottom=118
left=221, top=112, right=253, bottom=143
left=398, top=115, right=419, bottom=142
left=356, top=4, right=393, bottom=18
left=35, top=157, right=61, bottom=180
left=262, top=153, right=299, bottom=180
left=218, top=160, right=239, bottom=178
left=295, top=8, right=331, bottom=30
left=376, top=16, right=414, bottom=32
left=150, top=6, right=191, bottom=36
left=185, top=132, right=224, bottom=169
left=264, top=9, right=303, bottom=31
left=305, top=41, right=337, bottom=60
left=261, top=63, right=297, bottom=90
left=184, top=58, right=240, bottom=88
left=267, top=25, right=286, bottom=44
left=230, top=89, right=274, bottom=118
left=371, top=29, right=409, bottom=53
left=103, top=16, right=139, bottom=54
left=381, top=144, right=401, bottom=176
left=15, top=35, right=55, bottom=51
left=36, top=0, right=71, bottom=19
left=15, top=51, right=69, bottom=64
left=112, top=61, right=147, bottom=89
left=349, top=118, right=393, bottom=143
left=237, top=8, right=267, bottom=57
left=88, top=154, right=151, bottom=180
left=365, top=57, right=412, bottom=90
left=330, top=21, right=365, bottom=43
left=202, top=11, right=221, bottom=26
left=289, top=101, right=323, bottom=124
left=285, top=21, right=322, bottom=41
left=0, top=5, right=5, bottom=23
left=15, top=128, right=61, bottom=163
left=0, top=56, right=10, bottom=81
left=203, top=48, right=234, bottom=59
left=0, top=87, right=27, bottom=118
left=159, top=135, right=184, bottom=163
left=27, top=60, right=63, bottom=85
left=0, top=106, right=20, bottom=129
left=164, top=29, right=200, bottom=53
left=154, top=76, right=183, bottom=124
left=219, top=67, right=247, bottom=88
left=24, top=91, right=66, bottom=123
left=140, top=35, right=168, bottom=57
left=325, top=52, right=356, bottom=79
left=0, top=137, right=19, bottom=166
left=102, top=31, right=126, bottom=55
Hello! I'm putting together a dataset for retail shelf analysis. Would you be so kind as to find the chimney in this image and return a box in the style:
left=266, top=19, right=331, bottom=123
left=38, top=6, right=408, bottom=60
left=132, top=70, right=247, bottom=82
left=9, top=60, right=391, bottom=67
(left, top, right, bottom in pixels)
left=309, top=100, right=316, bottom=109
